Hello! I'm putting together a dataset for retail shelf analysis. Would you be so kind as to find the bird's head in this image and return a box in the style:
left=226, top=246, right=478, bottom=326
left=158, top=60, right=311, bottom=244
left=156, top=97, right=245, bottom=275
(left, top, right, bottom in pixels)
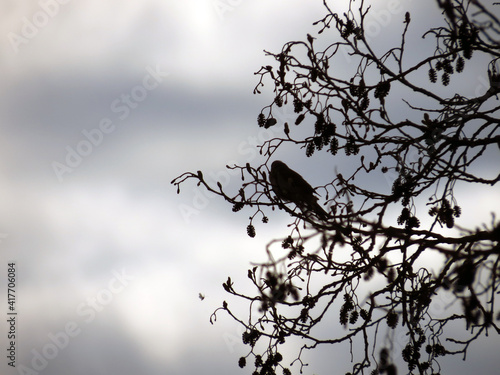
left=271, top=160, right=287, bottom=170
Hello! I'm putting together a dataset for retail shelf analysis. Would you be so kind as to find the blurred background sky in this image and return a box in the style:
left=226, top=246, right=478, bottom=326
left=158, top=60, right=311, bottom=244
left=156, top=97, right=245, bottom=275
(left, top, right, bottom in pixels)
left=0, top=1, right=499, bottom=374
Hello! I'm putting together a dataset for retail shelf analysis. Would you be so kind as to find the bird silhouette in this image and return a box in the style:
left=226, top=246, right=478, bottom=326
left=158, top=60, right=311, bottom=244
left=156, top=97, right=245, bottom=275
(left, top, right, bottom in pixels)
left=269, top=160, right=328, bottom=219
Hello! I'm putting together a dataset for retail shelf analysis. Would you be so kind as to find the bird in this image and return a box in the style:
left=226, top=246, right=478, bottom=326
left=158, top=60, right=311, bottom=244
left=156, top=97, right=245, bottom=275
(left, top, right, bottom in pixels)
left=269, top=160, right=328, bottom=220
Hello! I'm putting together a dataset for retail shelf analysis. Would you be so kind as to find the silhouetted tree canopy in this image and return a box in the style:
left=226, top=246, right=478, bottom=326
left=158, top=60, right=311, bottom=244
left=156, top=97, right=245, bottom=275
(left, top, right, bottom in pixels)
left=172, top=1, right=499, bottom=374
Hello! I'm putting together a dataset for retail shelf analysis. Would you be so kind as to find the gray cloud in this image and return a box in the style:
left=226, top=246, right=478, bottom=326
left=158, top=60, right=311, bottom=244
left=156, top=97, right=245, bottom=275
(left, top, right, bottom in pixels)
left=1, top=1, right=498, bottom=375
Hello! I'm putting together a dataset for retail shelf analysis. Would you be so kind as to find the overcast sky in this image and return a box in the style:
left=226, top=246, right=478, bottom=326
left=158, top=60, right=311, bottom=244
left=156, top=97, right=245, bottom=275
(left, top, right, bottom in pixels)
left=1, top=1, right=499, bottom=375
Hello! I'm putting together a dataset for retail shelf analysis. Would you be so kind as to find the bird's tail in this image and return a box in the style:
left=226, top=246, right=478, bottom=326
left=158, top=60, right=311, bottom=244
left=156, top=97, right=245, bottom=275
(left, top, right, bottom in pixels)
left=312, top=201, right=329, bottom=220
left=300, top=200, right=329, bottom=221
